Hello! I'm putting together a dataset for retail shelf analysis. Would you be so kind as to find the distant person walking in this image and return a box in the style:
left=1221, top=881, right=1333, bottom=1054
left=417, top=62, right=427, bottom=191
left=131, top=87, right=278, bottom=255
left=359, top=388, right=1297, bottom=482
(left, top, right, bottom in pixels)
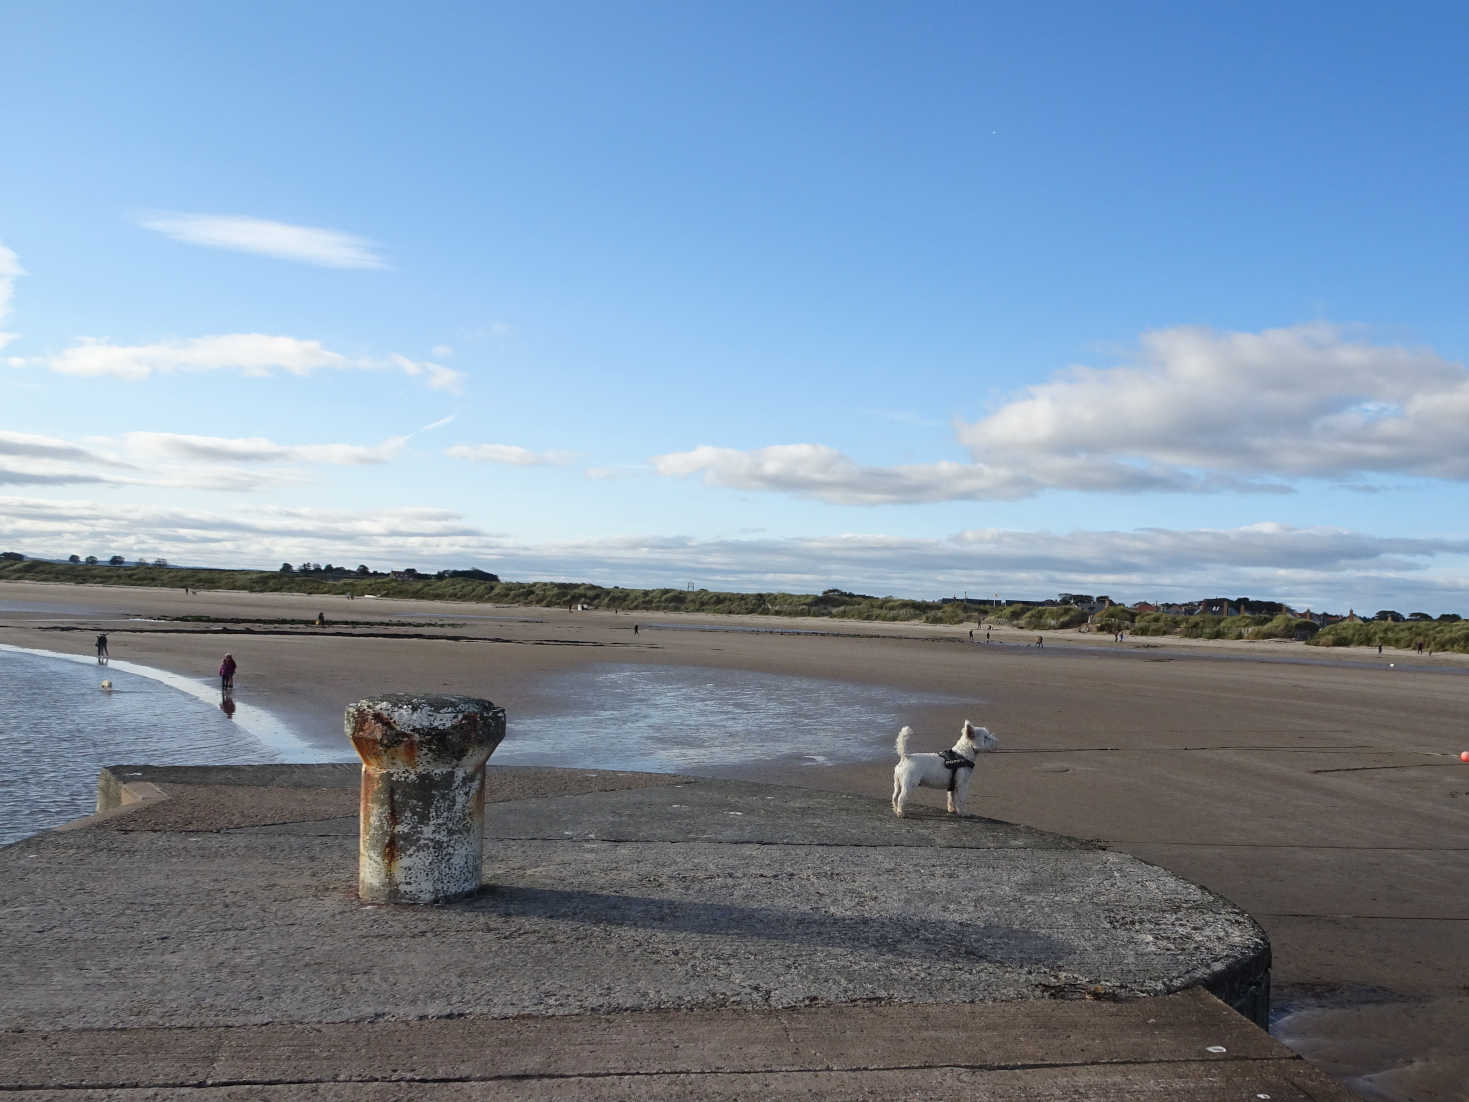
left=219, top=653, right=237, bottom=693
left=1035, top=634, right=1044, bottom=648
left=95, top=633, right=108, bottom=664
left=633, top=624, right=640, bottom=636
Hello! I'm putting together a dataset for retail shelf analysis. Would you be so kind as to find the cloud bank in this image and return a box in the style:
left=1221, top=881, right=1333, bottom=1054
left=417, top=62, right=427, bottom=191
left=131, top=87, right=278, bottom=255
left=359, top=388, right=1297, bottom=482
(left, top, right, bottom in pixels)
left=4, top=494, right=1466, bottom=614
left=656, top=325, right=1469, bottom=503
left=960, top=324, right=1469, bottom=482
left=0, top=429, right=411, bottom=492
left=139, top=213, right=388, bottom=269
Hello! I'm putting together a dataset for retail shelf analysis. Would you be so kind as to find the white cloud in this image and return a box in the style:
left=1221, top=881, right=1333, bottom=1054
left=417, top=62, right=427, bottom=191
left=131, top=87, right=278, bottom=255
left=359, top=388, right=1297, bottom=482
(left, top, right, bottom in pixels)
left=0, top=497, right=485, bottom=565
left=138, top=212, right=388, bottom=269
left=0, top=467, right=111, bottom=487
left=446, top=444, right=574, bottom=467
left=656, top=325, right=1469, bottom=504
left=20, top=334, right=463, bottom=393
left=47, top=334, right=343, bottom=381
left=0, top=429, right=414, bottom=492
left=119, top=431, right=409, bottom=466
left=431, top=345, right=455, bottom=359
left=0, top=243, right=458, bottom=392
left=959, top=323, right=1469, bottom=483
left=0, top=430, right=105, bottom=464
left=0, top=241, right=24, bottom=350
left=652, top=443, right=1278, bottom=504
left=459, top=525, right=1469, bottom=615
left=0, top=431, right=121, bottom=488
left=389, top=353, right=462, bottom=393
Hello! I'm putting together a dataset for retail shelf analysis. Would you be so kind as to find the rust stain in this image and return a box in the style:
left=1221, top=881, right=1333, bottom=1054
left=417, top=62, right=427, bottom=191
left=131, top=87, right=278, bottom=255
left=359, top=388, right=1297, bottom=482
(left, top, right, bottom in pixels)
left=382, top=786, right=398, bottom=873
left=350, top=710, right=424, bottom=771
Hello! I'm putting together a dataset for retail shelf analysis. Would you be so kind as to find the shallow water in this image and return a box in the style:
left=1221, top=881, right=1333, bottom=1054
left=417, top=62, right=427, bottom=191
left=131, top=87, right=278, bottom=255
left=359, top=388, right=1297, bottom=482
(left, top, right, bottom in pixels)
left=0, top=646, right=317, bottom=845
left=0, top=646, right=967, bottom=844
left=500, top=663, right=969, bottom=773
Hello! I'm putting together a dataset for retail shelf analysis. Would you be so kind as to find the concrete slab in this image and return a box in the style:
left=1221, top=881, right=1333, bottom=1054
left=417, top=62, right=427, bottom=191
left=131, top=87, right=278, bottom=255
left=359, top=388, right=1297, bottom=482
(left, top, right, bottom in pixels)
left=0, top=992, right=1277, bottom=1088
left=0, top=765, right=1351, bottom=1098
left=0, top=1064, right=1351, bottom=1102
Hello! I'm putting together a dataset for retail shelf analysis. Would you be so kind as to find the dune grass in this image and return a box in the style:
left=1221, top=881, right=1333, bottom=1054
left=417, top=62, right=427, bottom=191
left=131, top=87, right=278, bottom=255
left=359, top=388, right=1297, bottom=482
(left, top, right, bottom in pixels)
left=5, top=558, right=1465, bottom=652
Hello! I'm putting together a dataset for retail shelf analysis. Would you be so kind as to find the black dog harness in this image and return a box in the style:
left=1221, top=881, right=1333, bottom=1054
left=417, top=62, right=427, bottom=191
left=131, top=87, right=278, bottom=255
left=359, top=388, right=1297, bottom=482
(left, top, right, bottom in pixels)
left=940, top=750, right=975, bottom=792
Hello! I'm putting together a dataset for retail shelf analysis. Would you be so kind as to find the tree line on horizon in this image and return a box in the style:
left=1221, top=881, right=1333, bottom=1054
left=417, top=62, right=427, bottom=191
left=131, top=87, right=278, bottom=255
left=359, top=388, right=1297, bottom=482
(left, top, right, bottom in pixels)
left=3, top=554, right=1466, bottom=653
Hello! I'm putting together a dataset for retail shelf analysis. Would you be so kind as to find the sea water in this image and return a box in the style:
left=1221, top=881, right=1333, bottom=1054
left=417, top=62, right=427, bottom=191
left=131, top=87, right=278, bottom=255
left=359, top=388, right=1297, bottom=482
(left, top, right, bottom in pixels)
left=500, top=663, right=968, bottom=773
left=0, top=648, right=970, bottom=844
left=0, top=646, right=317, bottom=845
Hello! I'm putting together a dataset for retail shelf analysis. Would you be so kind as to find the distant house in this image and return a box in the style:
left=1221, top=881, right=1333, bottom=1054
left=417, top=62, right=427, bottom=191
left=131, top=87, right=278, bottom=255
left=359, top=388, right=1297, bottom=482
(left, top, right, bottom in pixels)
left=1058, top=593, right=1111, bottom=612
left=1132, top=602, right=1158, bottom=614
left=1236, top=598, right=1288, bottom=616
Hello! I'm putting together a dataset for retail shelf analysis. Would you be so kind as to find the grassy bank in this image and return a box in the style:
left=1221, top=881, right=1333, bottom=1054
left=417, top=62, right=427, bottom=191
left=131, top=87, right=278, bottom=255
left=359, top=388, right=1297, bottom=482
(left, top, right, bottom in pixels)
left=6, top=559, right=1466, bottom=652
left=1087, top=605, right=1469, bottom=653
left=0, top=560, right=972, bottom=624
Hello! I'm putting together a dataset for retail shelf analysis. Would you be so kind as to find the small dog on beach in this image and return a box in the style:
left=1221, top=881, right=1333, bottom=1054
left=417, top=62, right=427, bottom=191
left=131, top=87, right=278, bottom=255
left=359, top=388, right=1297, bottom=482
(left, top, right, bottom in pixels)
left=891, top=720, right=998, bottom=818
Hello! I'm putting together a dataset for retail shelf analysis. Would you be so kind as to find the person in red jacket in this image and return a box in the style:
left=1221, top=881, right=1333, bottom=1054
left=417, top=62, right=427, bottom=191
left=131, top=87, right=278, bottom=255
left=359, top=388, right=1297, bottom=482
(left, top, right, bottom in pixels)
left=219, top=653, right=237, bottom=693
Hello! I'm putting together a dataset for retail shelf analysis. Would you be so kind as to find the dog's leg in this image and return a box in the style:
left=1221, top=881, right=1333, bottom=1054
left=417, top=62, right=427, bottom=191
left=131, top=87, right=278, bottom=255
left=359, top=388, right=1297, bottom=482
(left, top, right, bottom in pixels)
left=892, top=773, right=905, bottom=817
left=950, top=776, right=970, bottom=817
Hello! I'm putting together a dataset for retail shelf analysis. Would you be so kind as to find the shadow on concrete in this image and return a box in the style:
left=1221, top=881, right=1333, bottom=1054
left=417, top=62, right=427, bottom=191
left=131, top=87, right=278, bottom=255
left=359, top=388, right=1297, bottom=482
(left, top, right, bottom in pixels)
left=464, top=883, right=1069, bottom=965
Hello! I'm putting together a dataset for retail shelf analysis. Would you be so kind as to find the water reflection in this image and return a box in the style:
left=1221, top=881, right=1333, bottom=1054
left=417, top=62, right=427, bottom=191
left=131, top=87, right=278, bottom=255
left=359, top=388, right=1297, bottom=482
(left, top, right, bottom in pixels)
left=0, top=645, right=305, bottom=845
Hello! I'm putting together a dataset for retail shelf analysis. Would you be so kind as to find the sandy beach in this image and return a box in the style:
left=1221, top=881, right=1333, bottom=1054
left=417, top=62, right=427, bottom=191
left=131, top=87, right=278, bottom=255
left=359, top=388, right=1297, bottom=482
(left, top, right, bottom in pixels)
left=3, top=579, right=1467, bottom=1101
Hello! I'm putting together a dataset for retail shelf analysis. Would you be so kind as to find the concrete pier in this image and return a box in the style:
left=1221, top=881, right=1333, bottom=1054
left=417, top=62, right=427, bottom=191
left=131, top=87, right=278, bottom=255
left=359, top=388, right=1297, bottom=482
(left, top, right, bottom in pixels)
left=0, top=763, right=1353, bottom=1098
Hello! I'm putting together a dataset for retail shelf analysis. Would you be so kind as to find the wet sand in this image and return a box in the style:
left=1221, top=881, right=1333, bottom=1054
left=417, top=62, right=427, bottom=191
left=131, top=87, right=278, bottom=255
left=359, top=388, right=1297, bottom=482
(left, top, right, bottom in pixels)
left=3, top=579, right=1467, bottom=1100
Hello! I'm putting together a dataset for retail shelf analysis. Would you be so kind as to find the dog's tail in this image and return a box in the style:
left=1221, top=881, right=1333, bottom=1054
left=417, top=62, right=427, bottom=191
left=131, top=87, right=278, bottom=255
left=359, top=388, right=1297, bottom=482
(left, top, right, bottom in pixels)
left=895, top=725, right=913, bottom=758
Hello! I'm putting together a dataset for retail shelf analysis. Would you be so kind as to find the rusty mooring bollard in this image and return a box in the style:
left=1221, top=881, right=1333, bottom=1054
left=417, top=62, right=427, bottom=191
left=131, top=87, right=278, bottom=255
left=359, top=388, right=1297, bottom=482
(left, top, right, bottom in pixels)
left=346, top=693, right=506, bottom=903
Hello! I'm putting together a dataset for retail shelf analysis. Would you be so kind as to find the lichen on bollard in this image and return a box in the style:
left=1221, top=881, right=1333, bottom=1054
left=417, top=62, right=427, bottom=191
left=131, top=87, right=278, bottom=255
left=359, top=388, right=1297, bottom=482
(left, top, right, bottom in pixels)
left=346, top=693, right=506, bottom=903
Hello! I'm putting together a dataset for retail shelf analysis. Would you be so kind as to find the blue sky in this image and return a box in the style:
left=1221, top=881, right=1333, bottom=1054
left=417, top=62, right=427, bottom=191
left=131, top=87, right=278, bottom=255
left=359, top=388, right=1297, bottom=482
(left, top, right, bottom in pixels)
left=4, top=1, right=1468, bottom=613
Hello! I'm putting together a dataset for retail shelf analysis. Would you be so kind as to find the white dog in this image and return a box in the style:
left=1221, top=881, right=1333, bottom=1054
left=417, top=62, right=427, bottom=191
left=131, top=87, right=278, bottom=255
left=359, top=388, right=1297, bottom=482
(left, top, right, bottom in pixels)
left=891, top=720, right=998, bottom=818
